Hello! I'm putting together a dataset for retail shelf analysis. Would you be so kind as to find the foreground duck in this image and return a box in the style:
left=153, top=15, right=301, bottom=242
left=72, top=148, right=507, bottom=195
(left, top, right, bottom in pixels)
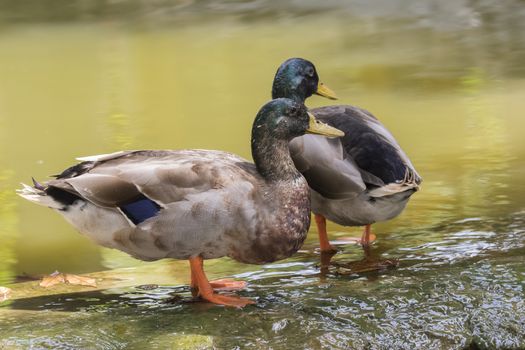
left=18, top=98, right=343, bottom=307
left=272, top=58, right=421, bottom=252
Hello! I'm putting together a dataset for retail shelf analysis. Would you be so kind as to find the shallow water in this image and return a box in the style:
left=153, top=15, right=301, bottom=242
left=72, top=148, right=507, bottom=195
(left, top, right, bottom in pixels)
left=1, top=1, right=525, bottom=349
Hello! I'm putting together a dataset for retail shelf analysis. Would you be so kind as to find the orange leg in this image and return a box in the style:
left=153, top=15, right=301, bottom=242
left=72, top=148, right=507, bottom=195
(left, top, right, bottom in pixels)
left=190, top=263, right=199, bottom=297
left=190, top=257, right=246, bottom=292
left=360, top=224, right=377, bottom=247
left=315, top=214, right=337, bottom=253
left=188, top=256, right=254, bottom=307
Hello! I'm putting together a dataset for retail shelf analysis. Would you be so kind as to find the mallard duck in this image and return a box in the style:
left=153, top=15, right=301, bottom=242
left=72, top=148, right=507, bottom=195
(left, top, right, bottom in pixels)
left=18, top=98, right=344, bottom=307
left=272, top=58, right=421, bottom=252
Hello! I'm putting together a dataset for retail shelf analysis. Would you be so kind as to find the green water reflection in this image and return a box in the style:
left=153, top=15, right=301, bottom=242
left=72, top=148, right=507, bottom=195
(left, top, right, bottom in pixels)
left=0, top=1, right=525, bottom=349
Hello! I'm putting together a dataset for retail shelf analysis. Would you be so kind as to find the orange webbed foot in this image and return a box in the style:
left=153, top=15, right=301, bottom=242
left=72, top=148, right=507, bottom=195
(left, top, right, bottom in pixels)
left=189, top=256, right=254, bottom=308
left=200, top=292, right=255, bottom=308
left=209, top=279, right=247, bottom=291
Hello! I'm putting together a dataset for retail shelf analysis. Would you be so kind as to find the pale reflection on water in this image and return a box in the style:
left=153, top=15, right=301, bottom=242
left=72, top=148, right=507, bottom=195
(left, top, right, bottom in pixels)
left=0, top=1, right=524, bottom=348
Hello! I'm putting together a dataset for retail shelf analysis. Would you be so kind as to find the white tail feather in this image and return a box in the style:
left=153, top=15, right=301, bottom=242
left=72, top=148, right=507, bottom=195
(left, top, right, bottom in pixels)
left=17, top=183, right=64, bottom=209
left=76, top=150, right=133, bottom=162
left=368, top=182, right=418, bottom=198
left=368, top=168, right=421, bottom=198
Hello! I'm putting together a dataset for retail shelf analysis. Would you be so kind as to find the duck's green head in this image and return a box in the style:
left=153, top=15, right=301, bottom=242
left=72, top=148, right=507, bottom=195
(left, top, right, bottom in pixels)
left=252, top=98, right=344, bottom=143
left=271, top=58, right=338, bottom=103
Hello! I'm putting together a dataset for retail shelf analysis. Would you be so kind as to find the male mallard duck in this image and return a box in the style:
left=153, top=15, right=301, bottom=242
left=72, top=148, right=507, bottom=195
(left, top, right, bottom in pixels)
left=18, top=98, right=344, bottom=307
left=272, top=58, right=421, bottom=252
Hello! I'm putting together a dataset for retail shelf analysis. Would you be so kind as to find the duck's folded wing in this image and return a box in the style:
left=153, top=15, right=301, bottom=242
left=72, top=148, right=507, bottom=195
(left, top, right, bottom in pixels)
left=312, top=105, right=422, bottom=187
left=50, top=173, right=146, bottom=208
left=290, top=135, right=366, bottom=200
left=48, top=150, right=254, bottom=208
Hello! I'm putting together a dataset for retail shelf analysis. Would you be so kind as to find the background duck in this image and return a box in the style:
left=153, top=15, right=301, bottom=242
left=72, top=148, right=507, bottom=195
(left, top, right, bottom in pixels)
left=18, top=98, right=343, bottom=307
left=272, top=58, right=422, bottom=252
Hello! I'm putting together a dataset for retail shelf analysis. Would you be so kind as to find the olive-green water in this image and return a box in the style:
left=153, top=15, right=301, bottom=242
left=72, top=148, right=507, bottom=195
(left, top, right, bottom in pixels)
left=1, top=1, right=525, bottom=349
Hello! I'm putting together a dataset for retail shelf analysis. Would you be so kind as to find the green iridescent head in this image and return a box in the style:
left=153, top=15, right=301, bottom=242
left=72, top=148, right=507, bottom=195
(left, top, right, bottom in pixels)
left=271, top=58, right=338, bottom=103
left=252, top=98, right=343, bottom=145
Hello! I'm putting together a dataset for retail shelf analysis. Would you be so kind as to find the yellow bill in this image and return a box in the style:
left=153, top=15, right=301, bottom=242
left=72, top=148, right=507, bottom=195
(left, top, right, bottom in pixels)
left=315, top=82, right=338, bottom=100
left=307, top=112, right=344, bottom=137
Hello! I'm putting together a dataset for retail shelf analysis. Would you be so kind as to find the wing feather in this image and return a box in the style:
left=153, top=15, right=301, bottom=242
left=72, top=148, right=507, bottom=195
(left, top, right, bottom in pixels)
left=311, top=105, right=422, bottom=186
left=48, top=150, right=258, bottom=208
left=291, top=105, right=421, bottom=201
left=290, top=135, right=366, bottom=200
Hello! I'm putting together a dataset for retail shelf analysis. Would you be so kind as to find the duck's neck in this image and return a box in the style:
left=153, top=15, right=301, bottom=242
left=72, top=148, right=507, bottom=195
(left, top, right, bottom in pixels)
left=251, top=135, right=302, bottom=183
left=248, top=129, right=311, bottom=264
left=271, top=82, right=307, bottom=105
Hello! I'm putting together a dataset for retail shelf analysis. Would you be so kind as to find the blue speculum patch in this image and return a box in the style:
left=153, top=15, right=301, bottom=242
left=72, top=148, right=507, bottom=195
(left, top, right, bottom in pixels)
left=120, top=196, right=161, bottom=225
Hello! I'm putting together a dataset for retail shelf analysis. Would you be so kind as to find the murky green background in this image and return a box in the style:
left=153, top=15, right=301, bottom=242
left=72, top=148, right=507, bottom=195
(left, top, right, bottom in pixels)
left=1, top=1, right=525, bottom=349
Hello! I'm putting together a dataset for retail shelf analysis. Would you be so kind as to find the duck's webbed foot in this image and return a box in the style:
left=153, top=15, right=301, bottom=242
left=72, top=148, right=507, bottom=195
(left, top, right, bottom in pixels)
left=189, top=256, right=254, bottom=308
left=209, top=279, right=247, bottom=291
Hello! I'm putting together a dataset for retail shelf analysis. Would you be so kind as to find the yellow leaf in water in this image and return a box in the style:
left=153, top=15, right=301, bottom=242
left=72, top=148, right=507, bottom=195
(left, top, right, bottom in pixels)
left=0, top=286, right=12, bottom=302
left=39, top=271, right=65, bottom=287
left=39, top=271, right=97, bottom=288
left=64, top=274, right=97, bottom=287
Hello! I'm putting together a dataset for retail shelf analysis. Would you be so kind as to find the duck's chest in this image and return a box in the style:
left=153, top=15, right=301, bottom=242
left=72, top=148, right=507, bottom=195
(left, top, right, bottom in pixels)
left=231, top=179, right=311, bottom=264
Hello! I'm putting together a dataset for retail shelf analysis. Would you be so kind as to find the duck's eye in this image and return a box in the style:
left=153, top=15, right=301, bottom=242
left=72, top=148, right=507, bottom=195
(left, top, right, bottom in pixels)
left=305, top=67, right=315, bottom=77
left=289, top=106, right=298, bottom=115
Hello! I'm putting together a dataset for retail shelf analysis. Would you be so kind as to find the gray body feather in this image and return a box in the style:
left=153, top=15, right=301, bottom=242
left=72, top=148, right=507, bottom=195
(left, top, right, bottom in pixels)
left=290, top=105, right=421, bottom=226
